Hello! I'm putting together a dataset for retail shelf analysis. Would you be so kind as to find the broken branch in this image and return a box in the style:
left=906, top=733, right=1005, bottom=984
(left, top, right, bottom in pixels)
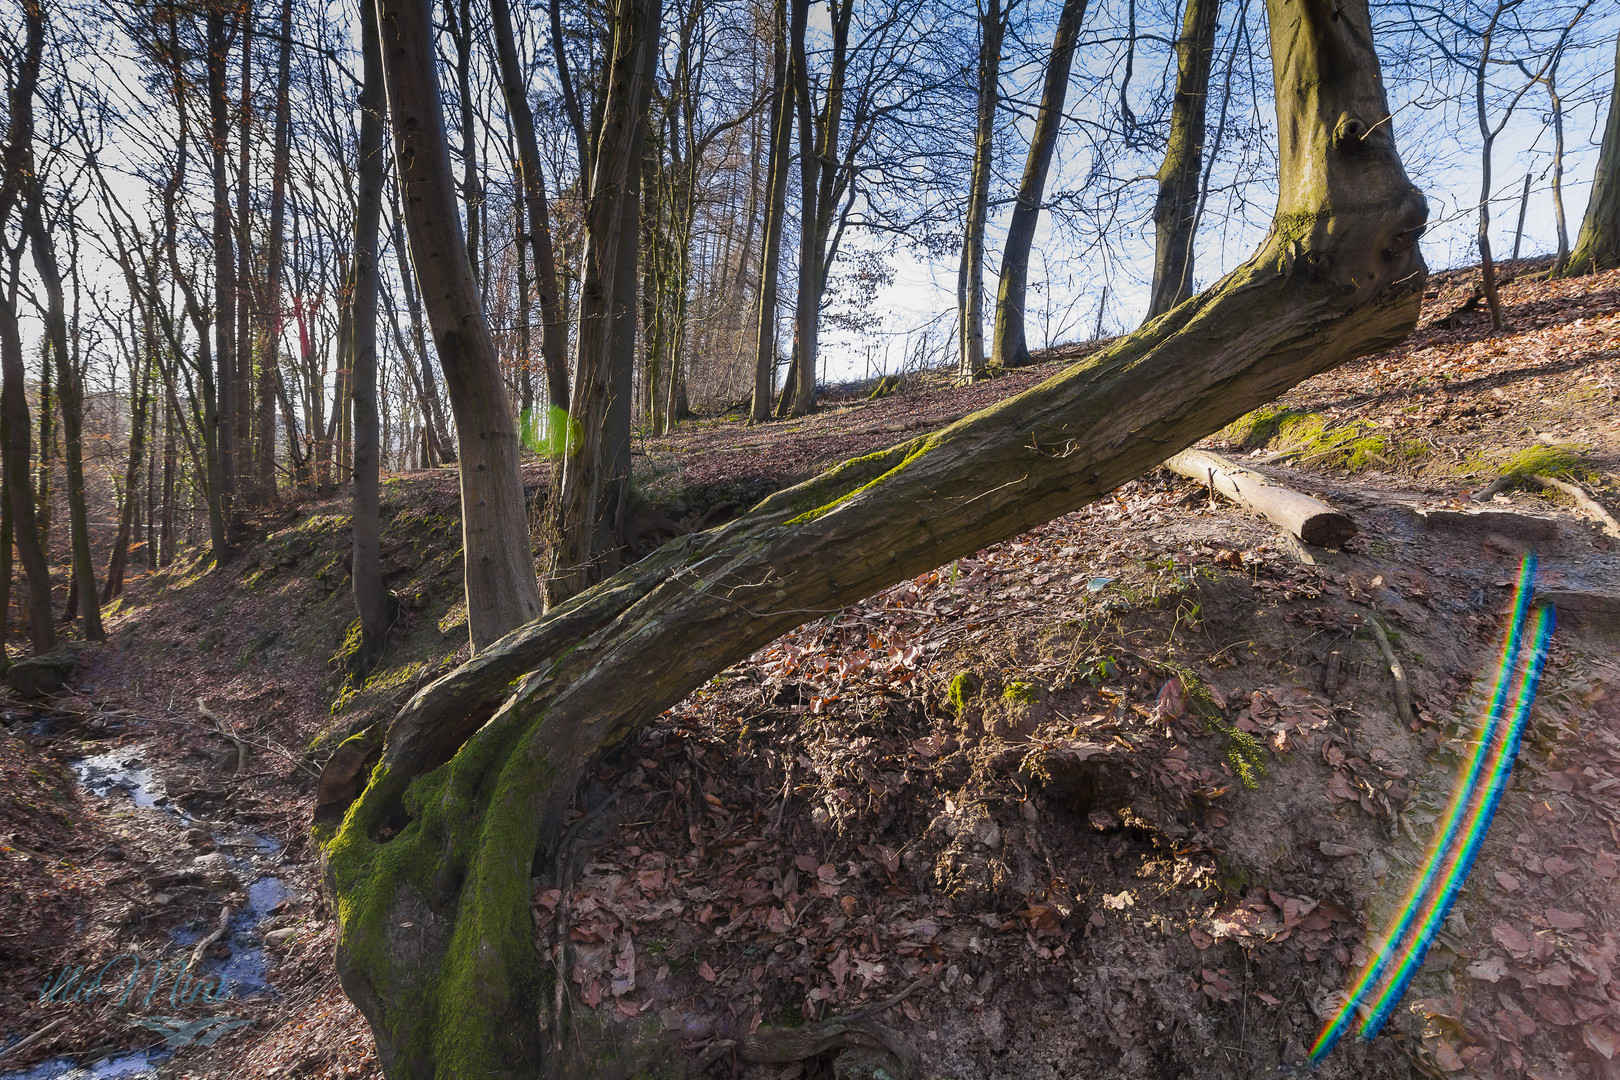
left=1164, top=449, right=1356, bottom=547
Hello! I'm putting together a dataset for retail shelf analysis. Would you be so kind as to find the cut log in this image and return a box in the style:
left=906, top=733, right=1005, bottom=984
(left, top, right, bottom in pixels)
left=1164, top=449, right=1356, bottom=548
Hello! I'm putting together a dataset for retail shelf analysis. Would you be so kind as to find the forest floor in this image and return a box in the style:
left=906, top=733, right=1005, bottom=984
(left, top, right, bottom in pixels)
left=0, top=258, right=1617, bottom=1080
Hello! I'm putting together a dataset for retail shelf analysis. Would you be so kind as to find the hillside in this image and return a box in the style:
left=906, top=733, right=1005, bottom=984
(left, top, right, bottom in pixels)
left=1, top=260, right=1617, bottom=1080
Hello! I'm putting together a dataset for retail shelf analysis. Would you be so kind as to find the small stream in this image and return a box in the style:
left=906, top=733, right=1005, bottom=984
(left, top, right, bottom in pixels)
left=0, top=750, right=292, bottom=1079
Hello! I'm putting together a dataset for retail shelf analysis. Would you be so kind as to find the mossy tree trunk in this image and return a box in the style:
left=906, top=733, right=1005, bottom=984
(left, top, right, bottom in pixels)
left=989, top=0, right=1089, bottom=369
left=1560, top=29, right=1620, bottom=277
left=323, top=0, right=1428, bottom=1074
left=1144, top=0, right=1221, bottom=323
left=376, top=0, right=542, bottom=652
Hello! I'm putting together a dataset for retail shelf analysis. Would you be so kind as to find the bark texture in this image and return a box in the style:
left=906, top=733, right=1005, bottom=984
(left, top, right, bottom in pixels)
left=958, top=0, right=1004, bottom=382
left=351, top=0, right=389, bottom=675
left=375, top=0, right=542, bottom=651
left=750, top=0, right=792, bottom=423
left=542, top=0, right=660, bottom=607
left=1145, top=0, right=1220, bottom=322
left=324, top=1, right=1427, bottom=1076
left=989, top=0, right=1088, bottom=368
left=1561, top=31, right=1620, bottom=276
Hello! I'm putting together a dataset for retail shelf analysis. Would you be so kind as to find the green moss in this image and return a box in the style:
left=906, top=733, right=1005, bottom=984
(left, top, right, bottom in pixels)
left=323, top=701, right=558, bottom=1076
left=948, top=670, right=980, bottom=712
left=1002, top=680, right=1040, bottom=705
left=1499, top=443, right=1584, bottom=480
left=770, top=435, right=934, bottom=525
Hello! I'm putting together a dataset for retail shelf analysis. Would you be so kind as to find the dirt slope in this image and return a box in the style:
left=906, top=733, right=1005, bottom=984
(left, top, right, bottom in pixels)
left=0, top=262, right=1616, bottom=1079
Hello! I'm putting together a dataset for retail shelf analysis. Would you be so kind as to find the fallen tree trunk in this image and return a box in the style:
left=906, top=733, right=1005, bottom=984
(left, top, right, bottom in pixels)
left=1165, top=448, right=1356, bottom=547
left=320, top=1, right=1428, bottom=1075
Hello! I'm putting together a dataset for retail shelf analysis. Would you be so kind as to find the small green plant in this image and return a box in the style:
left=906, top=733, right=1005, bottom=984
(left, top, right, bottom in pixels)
left=947, top=670, right=980, bottom=712
left=1002, top=680, right=1040, bottom=705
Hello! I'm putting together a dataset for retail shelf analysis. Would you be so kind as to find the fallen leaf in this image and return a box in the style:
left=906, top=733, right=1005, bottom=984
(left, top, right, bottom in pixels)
left=1189, top=925, right=1214, bottom=950
left=1546, top=907, right=1587, bottom=931
left=1254, top=990, right=1282, bottom=1006
left=1318, top=842, right=1362, bottom=858
left=1495, top=870, right=1520, bottom=892
left=1491, top=922, right=1533, bottom=956
left=698, top=961, right=718, bottom=983
left=1466, top=957, right=1507, bottom=982
left=1584, top=1025, right=1617, bottom=1060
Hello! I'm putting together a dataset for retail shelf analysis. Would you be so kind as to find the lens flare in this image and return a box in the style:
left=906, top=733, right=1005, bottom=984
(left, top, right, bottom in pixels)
left=1309, top=552, right=1553, bottom=1062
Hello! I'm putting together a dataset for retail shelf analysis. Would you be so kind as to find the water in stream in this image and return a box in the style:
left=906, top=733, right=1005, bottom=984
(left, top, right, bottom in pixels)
left=1, top=751, right=291, bottom=1079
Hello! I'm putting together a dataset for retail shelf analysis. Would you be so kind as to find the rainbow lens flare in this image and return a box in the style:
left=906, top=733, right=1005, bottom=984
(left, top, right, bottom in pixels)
left=1309, top=552, right=1555, bottom=1062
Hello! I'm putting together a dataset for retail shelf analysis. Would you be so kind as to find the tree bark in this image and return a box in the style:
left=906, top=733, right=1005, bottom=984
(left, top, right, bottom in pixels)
left=390, top=201, right=455, bottom=462
left=957, top=0, right=1003, bottom=382
left=1145, top=0, right=1220, bottom=322
left=1560, top=30, right=1620, bottom=276
left=258, top=0, right=294, bottom=500
left=1164, top=449, right=1354, bottom=546
left=351, top=0, right=390, bottom=676
left=488, top=0, right=571, bottom=414
left=0, top=271, right=54, bottom=655
left=1473, top=2, right=1506, bottom=331
left=208, top=4, right=238, bottom=518
left=750, top=0, right=792, bottom=423
left=375, top=0, right=542, bottom=652
left=322, top=1, right=1428, bottom=1076
left=542, top=0, right=660, bottom=608
left=990, top=0, right=1089, bottom=368
left=0, top=0, right=53, bottom=654
left=22, top=190, right=104, bottom=641
left=103, top=348, right=151, bottom=603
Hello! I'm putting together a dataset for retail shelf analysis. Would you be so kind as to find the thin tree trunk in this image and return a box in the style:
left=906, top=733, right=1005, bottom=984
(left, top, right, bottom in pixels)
left=390, top=204, right=455, bottom=462
left=209, top=6, right=238, bottom=518
left=22, top=193, right=104, bottom=641
left=0, top=272, right=54, bottom=654
left=1474, top=6, right=1505, bottom=332
left=351, top=0, right=390, bottom=676
left=236, top=5, right=256, bottom=505
left=258, top=0, right=295, bottom=499
left=991, top=0, right=1089, bottom=368
left=444, top=0, right=483, bottom=287
left=0, top=0, right=51, bottom=653
left=103, top=351, right=151, bottom=603
left=322, top=4, right=1429, bottom=1078
left=750, top=0, right=791, bottom=423
left=488, top=0, right=570, bottom=413
left=375, top=0, right=542, bottom=651
left=1549, top=69, right=1571, bottom=272
left=1561, top=30, right=1620, bottom=276
left=1145, top=0, right=1220, bottom=322
left=958, top=0, right=1003, bottom=382
left=542, top=0, right=661, bottom=608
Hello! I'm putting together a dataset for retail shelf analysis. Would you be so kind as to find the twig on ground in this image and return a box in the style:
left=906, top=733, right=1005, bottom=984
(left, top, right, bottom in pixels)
left=1365, top=616, right=1416, bottom=727
left=1530, top=474, right=1620, bottom=538
left=0, top=1016, right=68, bottom=1060
left=190, top=904, right=234, bottom=971
left=198, top=698, right=247, bottom=775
